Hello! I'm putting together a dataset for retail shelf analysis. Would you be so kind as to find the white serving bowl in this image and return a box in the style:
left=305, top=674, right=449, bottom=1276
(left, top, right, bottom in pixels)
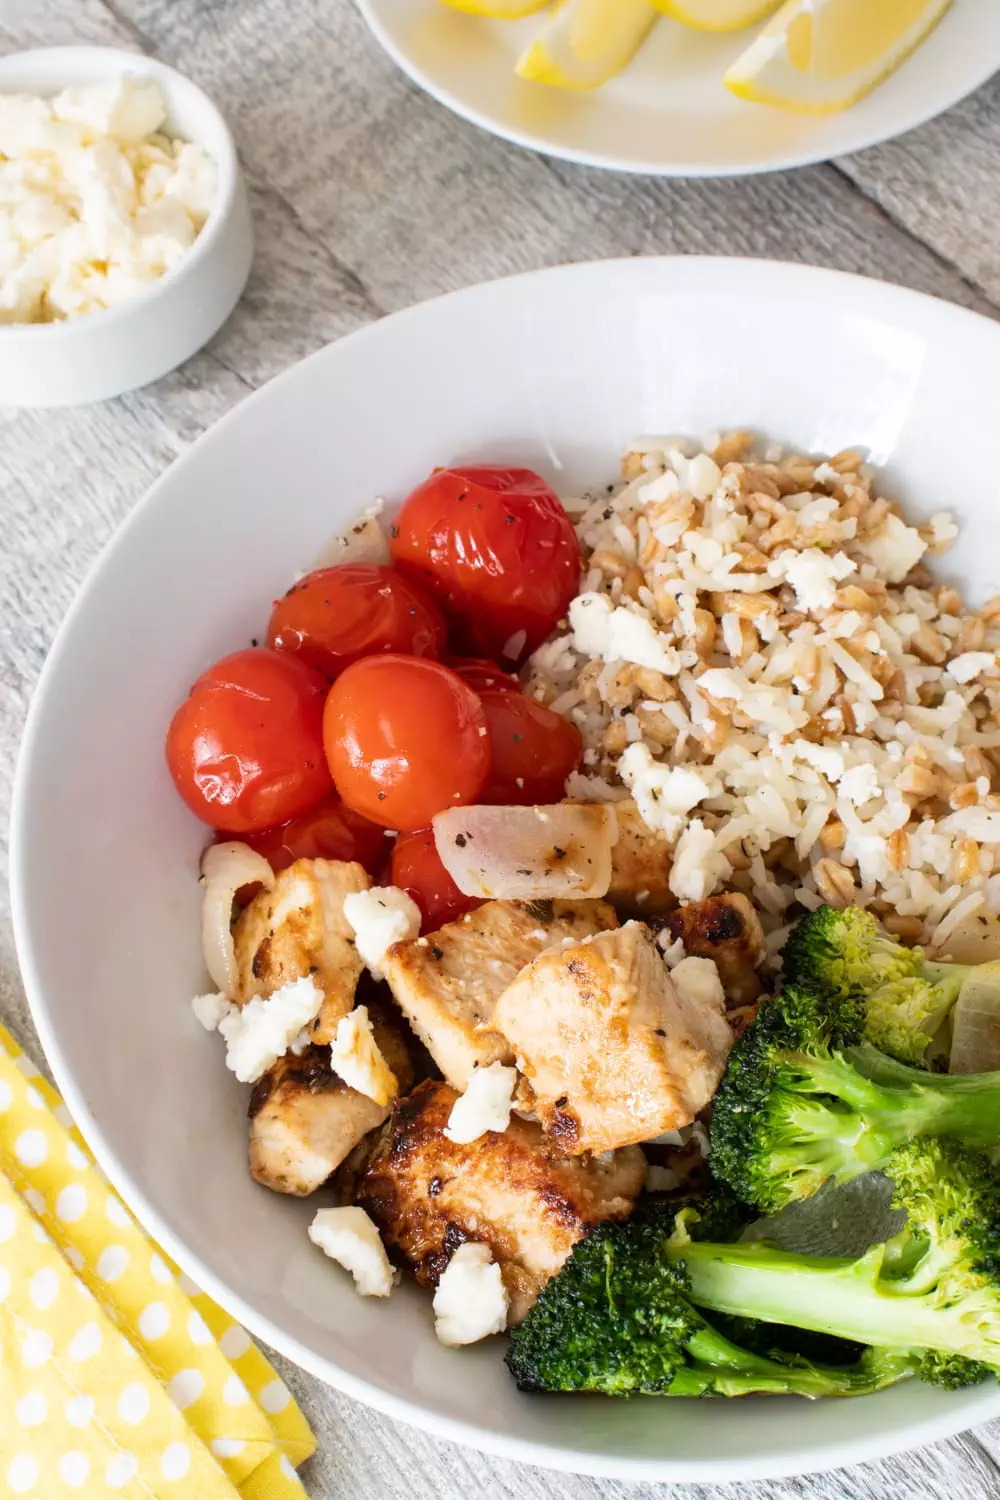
left=0, top=47, right=253, bottom=407
left=12, top=258, right=1000, bottom=1481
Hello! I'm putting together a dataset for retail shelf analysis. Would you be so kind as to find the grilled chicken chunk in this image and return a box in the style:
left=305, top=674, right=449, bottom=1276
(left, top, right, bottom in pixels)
left=606, top=800, right=675, bottom=915
left=494, top=920, right=733, bottom=1156
left=381, top=898, right=618, bottom=1091
left=354, top=1079, right=644, bottom=1324
left=233, top=858, right=370, bottom=1042
left=248, top=999, right=414, bottom=1196
left=664, top=892, right=766, bottom=1006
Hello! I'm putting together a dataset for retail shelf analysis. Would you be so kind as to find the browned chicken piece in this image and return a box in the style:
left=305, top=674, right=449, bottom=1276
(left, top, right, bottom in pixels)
left=606, top=800, right=675, bottom=915
left=664, top=892, right=766, bottom=1006
left=381, top=897, right=618, bottom=1091
left=494, top=920, right=734, bottom=1156
left=354, top=1079, right=644, bottom=1324
left=248, top=999, right=414, bottom=1196
left=232, top=858, right=370, bottom=1042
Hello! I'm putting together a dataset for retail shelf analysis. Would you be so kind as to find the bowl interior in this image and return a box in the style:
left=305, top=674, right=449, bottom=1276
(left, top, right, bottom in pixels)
left=13, top=258, right=1000, bottom=1480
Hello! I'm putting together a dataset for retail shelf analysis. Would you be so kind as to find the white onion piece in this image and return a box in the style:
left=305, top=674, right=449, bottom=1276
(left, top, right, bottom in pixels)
left=312, top=502, right=390, bottom=569
left=935, top=907, right=1000, bottom=965
left=950, top=961, right=1000, bottom=1075
left=433, top=804, right=618, bottom=901
left=201, top=841, right=275, bottom=996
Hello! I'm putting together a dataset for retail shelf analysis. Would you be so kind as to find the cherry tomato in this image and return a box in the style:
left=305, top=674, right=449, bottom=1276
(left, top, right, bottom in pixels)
left=479, top=690, right=582, bottom=805
left=323, top=654, right=491, bottom=830
left=448, top=657, right=522, bottom=695
left=166, top=648, right=332, bottom=833
left=267, top=563, right=446, bottom=680
left=390, top=828, right=481, bottom=932
left=242, top=795, right=386, bottom=876
left=390, top=465, right=581, bottom=664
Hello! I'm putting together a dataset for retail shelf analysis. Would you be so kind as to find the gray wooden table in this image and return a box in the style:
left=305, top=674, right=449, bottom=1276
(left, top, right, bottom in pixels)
left=3, top=2, right=1000, bottom=1495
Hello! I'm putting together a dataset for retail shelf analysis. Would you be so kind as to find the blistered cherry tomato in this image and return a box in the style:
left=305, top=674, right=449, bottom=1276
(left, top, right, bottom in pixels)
left=166, top=648, right=331, bottom=834
left=390, top=828, right=481, bottom=932
left=323, top=654, right=491, bottom=830
left=479, top=690, right=582, bottom=805
left=267, top=564, right=446, bottom=680
left=242, top=795, right=386, bottom=876
left=390, top=465, right=581, bottom=664
left=448, top=657, right=522, bottom=695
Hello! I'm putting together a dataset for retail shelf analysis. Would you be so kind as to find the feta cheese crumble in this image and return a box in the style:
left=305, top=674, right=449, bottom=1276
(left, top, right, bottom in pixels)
left=619, top=743, right=713, bottom=841
left=669, top=820, right=731, bottom=905
left=308, top=1207, right=397, bottom=1298
left=217, top=977, right=323, bottom=1084
left=343, top=886, right=421, bottom=980
left=190, top=991, right=232, bottom=1032
left=432, top=1243, right=510, bottom=1346
left=0, top=77, right=217, bottom=325
left=330, top=1006, right=398, bottom=1106
left=770, top=548, right=856, bottom=613
left=669, top=957, right=726, bottom=1015
left=444, top=1063, right=518, bottom=1144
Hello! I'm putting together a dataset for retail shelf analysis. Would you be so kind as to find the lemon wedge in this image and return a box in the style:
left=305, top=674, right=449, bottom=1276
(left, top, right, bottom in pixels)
left=653, top=0, right=779, bottom=32
left=725, top=0, right=953, bottom=113
left=439, top=0, right=549, bottom=15
left=516, top=0, right=659, bottom=91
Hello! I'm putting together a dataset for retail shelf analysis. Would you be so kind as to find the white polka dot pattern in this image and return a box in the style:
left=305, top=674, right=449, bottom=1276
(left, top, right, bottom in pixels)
left=97, top=1244, right=129, bottom=1282
left=59, top=1450, right=90, bottom=1487
left=161, top=1440, right=192, bottom=1480
left=138, top=1301, right=170, bottom=1340
left=6, top=1453, right=38, bottom=1493
left=14, top=1129, right=47, bottom=1167
left=118, top=1381, right=151, bottom=1425
left=15, top=1392, right=46, bottom=1427
left=167, top=1368, right=204, bottom=1410
left=55, top=1183, right=87, bottom=1223
left=0, top=1029, right=315, bottom=1498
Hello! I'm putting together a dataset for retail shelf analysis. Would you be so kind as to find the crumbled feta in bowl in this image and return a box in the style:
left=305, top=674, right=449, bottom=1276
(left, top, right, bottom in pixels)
left=0, top=76, right=217, bottom=326
left=0, top=48, right=252, bottom=406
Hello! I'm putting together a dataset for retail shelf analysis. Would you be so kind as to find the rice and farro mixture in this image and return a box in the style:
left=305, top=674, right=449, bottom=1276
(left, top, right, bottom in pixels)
left=526, top=432, right=1000, bottom=956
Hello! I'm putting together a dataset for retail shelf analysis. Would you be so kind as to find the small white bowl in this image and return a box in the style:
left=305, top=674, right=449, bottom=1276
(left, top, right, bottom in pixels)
left=0, top=47, right=253, bottom=407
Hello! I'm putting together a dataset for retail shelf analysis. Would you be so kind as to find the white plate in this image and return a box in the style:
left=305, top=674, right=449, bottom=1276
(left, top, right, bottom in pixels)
left=12, top=258, right=1000, bottom=1481
left=357, top=0, right=1000, bottom=176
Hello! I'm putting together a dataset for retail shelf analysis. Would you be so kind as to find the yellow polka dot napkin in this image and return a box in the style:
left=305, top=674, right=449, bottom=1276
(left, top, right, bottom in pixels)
left=0, top=1025, right=315, bottom=1497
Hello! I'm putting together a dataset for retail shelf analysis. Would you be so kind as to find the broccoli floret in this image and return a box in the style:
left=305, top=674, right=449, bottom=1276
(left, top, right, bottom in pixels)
left=505, top=1208, right=915, bottom=1398
left=673, top=1140, right=1000, bottom=1380
left=783, top=907, right=969, bottom=1065
left=710, top=982, right=1000, bottom=1213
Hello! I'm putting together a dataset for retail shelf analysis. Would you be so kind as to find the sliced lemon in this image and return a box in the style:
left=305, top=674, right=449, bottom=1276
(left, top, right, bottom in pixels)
left=439, top=0, right=549, bottom=15
left=725, top=0, right=952, bottom=113
left=516, top=0, right=659, bottom=91
left=653, top=0, right=780, bottom=33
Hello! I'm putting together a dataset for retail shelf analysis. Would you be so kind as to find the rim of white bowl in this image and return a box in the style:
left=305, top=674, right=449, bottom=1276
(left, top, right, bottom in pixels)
left=12, top=257, right=1000, bottom=1479
left=0, top=46, right=240, bottom=341
left=354, top=0, right=1000, bottom=178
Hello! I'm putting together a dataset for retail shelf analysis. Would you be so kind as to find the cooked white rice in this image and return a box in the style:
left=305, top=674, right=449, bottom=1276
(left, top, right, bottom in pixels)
left=526, top=432, right=1000, bottom=953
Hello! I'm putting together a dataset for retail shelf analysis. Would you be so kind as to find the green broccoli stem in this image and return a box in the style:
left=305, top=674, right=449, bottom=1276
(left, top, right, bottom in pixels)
left=667, top=1325, right=911, bottom=1398
left=794, top=1045, right=1000, bottom=1166
left=673, top=1240, right=1000, bottom=1367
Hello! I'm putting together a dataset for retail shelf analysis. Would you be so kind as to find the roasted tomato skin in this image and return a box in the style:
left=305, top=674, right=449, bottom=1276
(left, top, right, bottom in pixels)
left=447, top=656, right=522, bottom=695
left=322, top=654, right=491, bottom=831
left=166, top=647, right=332, bottom=834
left=389, top=465, right=581, bottom=663
left=267, top=563, right=446, bottom=680
left=478, top=690, right=582, bottom=805
left=241, top=795, right=386, bottom=876
left=390, top=828, right=481, bottom=932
